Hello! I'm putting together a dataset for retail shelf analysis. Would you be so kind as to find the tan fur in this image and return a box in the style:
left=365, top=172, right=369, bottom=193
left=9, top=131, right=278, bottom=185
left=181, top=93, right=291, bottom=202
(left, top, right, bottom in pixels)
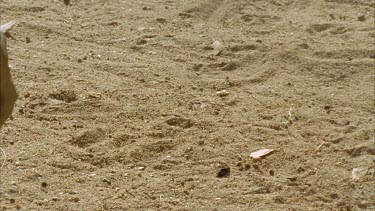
left=0, top=21, right=18, bottom=128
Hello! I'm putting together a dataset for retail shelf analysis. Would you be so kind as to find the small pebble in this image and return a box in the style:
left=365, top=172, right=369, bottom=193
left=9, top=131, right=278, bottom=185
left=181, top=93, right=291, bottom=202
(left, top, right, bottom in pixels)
left=216, top=90, right=229, bottom=97
left=71, top=197, right=80, bottom=202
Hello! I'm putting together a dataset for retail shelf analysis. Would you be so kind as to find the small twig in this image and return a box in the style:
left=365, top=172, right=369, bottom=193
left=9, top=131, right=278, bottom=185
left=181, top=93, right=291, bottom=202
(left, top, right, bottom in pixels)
left=349, top=139, right=374, bottom=156
left=251, top=95, right=266, bottom=106
left=315, top=141, right=325, bottom=152
left=281, top=108, right=293, bottom=135
left=288, top=108, right=292, bottom=119
left=0, top=147, right=6, bottom=168
left=245, top=91, right=267, bottom=106
left=126, top=189, right=135, bottom=197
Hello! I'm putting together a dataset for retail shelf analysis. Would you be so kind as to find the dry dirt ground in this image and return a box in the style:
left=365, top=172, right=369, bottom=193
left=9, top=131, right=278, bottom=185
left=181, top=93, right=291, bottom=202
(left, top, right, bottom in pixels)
left=0, top=0, right=374, bottom=210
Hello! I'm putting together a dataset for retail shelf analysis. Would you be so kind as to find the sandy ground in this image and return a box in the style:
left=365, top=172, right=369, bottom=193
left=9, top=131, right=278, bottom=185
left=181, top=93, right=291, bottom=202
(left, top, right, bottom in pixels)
left=0, top=0, right=374, bottom=210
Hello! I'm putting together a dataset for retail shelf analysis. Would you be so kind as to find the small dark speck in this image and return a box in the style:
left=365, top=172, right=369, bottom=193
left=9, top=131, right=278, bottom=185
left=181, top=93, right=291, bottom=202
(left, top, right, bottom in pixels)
left=41, top=182, right=48, bottom=188
left=64, top=0, right=70, bottom=6
left=357, top=15, right=365, bottom=22
left=217, top=167, right=230, bottom=178
left=324, top=105, right=332, bottom=110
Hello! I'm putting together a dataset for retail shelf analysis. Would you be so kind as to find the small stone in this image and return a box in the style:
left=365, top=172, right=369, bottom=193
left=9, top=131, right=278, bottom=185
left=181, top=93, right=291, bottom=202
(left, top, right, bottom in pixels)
left=71, top=197, right=80, bottom=202
left=138, top=166, right=145, bottom=171
left=216, top=90, right=229, bottom=97
left=26, top=37, right=31, bottom=43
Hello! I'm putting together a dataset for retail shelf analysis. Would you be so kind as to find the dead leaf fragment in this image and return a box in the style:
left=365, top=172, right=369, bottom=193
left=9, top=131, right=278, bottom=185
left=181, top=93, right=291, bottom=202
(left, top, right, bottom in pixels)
left=212, top=40, right=224, bottom=56
left=352, top=167, right=368, bottom=180
left=250, top=149, right=275, bottom=159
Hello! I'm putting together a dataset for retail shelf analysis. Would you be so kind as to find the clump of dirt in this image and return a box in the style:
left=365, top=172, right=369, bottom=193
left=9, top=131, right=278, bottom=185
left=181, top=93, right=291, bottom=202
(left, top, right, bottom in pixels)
left=70, top=127, right=105, bottom=148
left=49, top=90, right=78, bottom=103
